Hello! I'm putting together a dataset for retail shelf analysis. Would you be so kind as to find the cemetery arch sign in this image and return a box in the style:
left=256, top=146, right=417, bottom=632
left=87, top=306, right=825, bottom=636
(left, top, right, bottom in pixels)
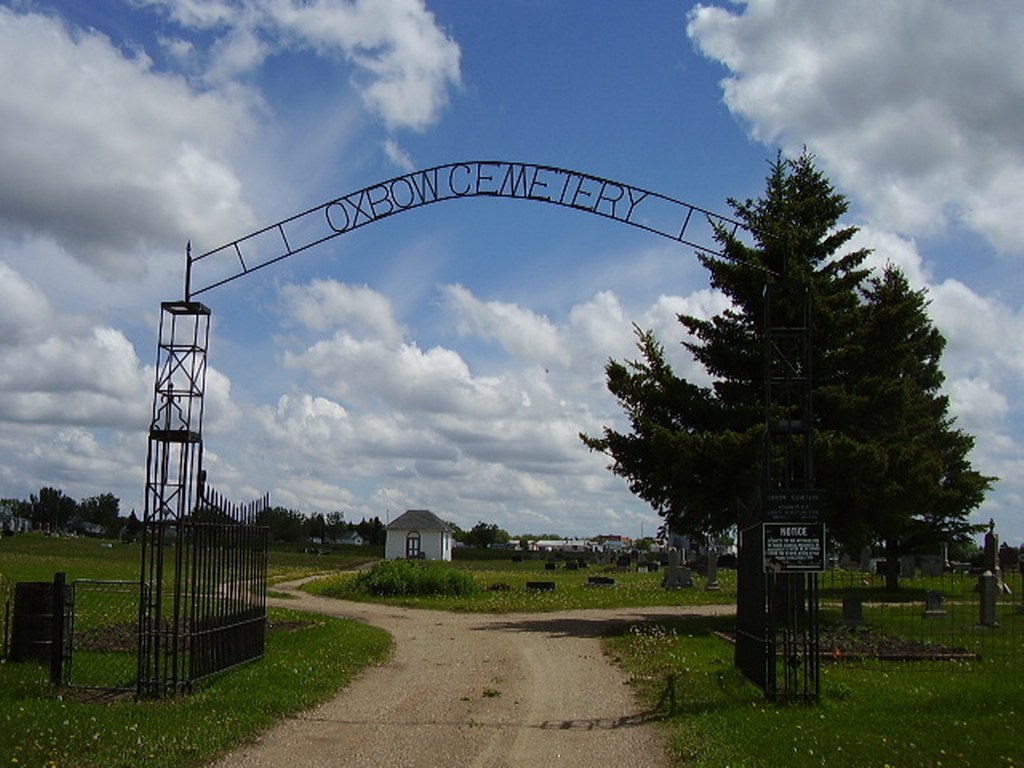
left=183, top=160, right=746, bottom=299
left=138, top=160, right=762, bottom=698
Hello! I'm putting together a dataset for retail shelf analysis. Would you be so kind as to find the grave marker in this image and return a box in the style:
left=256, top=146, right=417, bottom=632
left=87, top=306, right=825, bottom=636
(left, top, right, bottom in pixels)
left=923, top=590, right=946, bottom=619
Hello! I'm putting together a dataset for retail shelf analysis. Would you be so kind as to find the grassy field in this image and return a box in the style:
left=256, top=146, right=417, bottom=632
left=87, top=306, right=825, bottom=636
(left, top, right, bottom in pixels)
left=605, top=614, right=1022, bottom=767
left=308, top=555, right=735, bottom=611
left=3, top=533, right=1023, bottom=767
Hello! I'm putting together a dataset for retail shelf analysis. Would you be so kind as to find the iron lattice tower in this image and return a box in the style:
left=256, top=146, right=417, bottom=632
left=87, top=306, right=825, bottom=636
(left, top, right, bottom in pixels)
left=762, top=280, right=821, bottom=702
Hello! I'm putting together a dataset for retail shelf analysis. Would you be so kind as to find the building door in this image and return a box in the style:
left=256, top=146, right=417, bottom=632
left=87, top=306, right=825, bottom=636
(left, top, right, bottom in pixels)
left=406, top=531, right=421, bottom=559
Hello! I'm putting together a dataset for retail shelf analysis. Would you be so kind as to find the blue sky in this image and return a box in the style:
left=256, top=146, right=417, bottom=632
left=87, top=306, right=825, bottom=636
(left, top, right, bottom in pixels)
left=2, top=0, right=1023, bottom=546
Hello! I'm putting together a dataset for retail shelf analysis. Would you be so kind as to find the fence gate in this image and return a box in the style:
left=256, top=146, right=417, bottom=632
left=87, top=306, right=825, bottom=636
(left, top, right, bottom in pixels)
left=66, top=579, right=141, bottom=693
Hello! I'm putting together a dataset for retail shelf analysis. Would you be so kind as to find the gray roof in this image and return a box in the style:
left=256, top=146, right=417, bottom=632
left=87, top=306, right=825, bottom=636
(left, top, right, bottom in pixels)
left=386, top=509, right=451, bottom=532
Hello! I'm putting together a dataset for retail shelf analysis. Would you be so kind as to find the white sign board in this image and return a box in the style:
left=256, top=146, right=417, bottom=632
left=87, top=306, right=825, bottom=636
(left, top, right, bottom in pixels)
left=763, top=522, right=826, bottom=573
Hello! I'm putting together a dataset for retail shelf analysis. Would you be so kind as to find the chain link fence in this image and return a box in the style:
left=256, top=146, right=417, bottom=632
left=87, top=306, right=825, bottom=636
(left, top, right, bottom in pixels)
left=0, top=571, right=12, bottom=659
left=821, top=568, right=1023, bottom=666
left=66, top=579, right=142, bottom=692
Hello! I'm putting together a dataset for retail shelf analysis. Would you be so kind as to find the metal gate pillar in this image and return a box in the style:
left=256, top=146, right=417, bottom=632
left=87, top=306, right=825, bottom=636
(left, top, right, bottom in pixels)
left=736, top=280, right=822, bottom=703
left=138, top=300, right=210, bottom=696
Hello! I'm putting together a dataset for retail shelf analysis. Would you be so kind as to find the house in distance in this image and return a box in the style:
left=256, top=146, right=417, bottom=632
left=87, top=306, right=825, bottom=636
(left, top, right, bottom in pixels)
left=385, top=509, right=453, bottom=561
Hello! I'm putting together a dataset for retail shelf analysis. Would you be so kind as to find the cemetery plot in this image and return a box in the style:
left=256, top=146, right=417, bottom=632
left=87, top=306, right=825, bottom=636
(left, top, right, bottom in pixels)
left=820, top=569, right=1023, bottom=664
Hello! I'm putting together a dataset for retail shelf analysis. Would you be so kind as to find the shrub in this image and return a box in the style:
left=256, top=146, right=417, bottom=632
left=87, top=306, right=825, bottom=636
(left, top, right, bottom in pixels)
left=354, top=559, right=479, bottom=598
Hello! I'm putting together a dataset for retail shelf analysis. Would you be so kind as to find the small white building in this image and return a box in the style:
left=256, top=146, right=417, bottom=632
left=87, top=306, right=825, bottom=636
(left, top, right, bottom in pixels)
left=385, top=509, right=453, bottom=561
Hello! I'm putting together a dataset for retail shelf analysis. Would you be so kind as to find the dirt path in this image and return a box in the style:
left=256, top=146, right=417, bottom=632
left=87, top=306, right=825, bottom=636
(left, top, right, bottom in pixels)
left=211, top=580, right=732, bottom=768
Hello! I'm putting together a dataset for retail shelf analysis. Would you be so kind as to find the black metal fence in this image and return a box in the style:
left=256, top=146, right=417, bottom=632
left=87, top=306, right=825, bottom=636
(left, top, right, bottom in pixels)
left=735, top=525, right=821, bottom=702
left=187, top=486, right=269, bottom=683
left=820, top=568, right=1023, bottom=666
left=137, top=485, right=269, bottom=697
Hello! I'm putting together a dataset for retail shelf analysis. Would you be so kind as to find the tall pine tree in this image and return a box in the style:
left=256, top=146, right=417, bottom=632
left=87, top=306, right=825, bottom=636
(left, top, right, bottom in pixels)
left=829, top=264, right=993, bottom=588
left=582, top=153, right=993, bottom=575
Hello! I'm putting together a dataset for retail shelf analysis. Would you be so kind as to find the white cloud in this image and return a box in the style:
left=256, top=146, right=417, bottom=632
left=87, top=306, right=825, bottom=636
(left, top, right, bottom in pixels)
left=442, top=284, right=571, bottom=369
left=0, top=8, right=258, bottom=276
left=140, top=0, right=462, bottom=131
left=280, top=279, right=406, bottom=342
left=688, top=0, right=1024, bottom=254
left=382, top=138, right=415, bottom=171
left=0, top=261, right=51, bottom=345
left=0, top=264, right=151, bottom=428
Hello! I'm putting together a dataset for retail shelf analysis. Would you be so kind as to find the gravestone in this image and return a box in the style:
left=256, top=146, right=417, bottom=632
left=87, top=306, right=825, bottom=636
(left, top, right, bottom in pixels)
left=983, top=521, right=1000, bottom=576
left=662, top=549, right=694, bottom=589
left=983, top=521, right=1013, bottom=594
left=899, top=555, right=917, bottom=580
left=920, top=554, right=944, bottom=578
left=526, top=581, right=556, bottom=591
left=978, top=572, right=999, bottom=627
left=923, top=590, right=947, bottom=618
left=859, top=546, right=872, bottom=572
left=842, top=595, right=863, bottom=626
left=705, top=547, right=721, bottom=591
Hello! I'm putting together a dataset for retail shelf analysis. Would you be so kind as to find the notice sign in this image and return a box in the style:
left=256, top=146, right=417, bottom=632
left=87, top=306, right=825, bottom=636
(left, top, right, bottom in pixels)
left=763, top=522, right=826, bottom=573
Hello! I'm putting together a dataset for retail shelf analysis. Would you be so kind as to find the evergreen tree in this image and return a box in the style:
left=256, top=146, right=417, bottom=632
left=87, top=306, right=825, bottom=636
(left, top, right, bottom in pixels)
left=831, top=264, right=994, bottom=588
left=582, top=153, right=993, bottom=574
left=582, top=152, right=870, bottom=537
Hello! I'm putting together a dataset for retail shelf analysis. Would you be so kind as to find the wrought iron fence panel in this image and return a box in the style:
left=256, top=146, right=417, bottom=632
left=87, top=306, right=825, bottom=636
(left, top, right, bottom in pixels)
left=138, top=482, right=269, bottom=696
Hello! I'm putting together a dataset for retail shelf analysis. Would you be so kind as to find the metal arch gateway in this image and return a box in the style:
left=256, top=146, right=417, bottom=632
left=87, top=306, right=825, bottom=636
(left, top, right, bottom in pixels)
left=183, top=160, right=747, bottom=299
left=143, top=160, right=748, bottom=697
left=138, top=160, right=816, bottom=703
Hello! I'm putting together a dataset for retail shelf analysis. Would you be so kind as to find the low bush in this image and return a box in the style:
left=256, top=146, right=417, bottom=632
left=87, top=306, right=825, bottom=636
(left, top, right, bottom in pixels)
left=354, top=559, right=480, bottom=598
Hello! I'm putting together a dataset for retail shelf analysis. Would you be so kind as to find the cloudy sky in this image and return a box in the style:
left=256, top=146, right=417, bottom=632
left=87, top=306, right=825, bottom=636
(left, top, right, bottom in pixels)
left=2, top=0, right=1022, bottom=544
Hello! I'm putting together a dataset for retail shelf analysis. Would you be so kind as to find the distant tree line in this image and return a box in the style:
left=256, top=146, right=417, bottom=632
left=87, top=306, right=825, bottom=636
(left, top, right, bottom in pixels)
left=447, top=520, right=512, bottom=548
left=261, top=507, right=386, bottom=546
left=0, top=488, right=389, bottom=547
left=1, top=487, right=123, bottom=538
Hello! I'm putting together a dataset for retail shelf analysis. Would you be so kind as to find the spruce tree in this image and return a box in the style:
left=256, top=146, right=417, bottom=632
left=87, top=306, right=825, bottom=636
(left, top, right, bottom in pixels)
left=582, top=153, right=993, bottom=570
left=833, top=264, right=994, bottom=588
left=583, top=152, right=871, bottom=537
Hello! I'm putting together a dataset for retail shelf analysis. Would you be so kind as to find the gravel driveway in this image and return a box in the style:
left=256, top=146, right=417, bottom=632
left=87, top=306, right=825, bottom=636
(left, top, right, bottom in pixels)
left=211, top=580, right=732, bottom=767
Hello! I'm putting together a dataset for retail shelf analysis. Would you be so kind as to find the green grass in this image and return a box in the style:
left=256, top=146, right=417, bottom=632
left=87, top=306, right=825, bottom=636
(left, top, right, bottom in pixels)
left=1, top=533, right=391, bottom=767
left=604, top=615, right=1023, bottom=768
left=6, top=533, right=1023, bottom=767
left=308, top=557, right=736, bottom=611
left=0, top=532, right=378, bottom=583
left=1, top=607, right=391, bottom=767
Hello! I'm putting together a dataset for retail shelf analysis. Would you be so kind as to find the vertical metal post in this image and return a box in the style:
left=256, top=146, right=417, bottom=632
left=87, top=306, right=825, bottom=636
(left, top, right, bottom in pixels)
left=736, top=280, right=821, bottom=703
left=138, top=301, right=211, bottom=697
left=762, top=281, right=820, bottom=703
left=50, top=571, right=68, bottom=686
